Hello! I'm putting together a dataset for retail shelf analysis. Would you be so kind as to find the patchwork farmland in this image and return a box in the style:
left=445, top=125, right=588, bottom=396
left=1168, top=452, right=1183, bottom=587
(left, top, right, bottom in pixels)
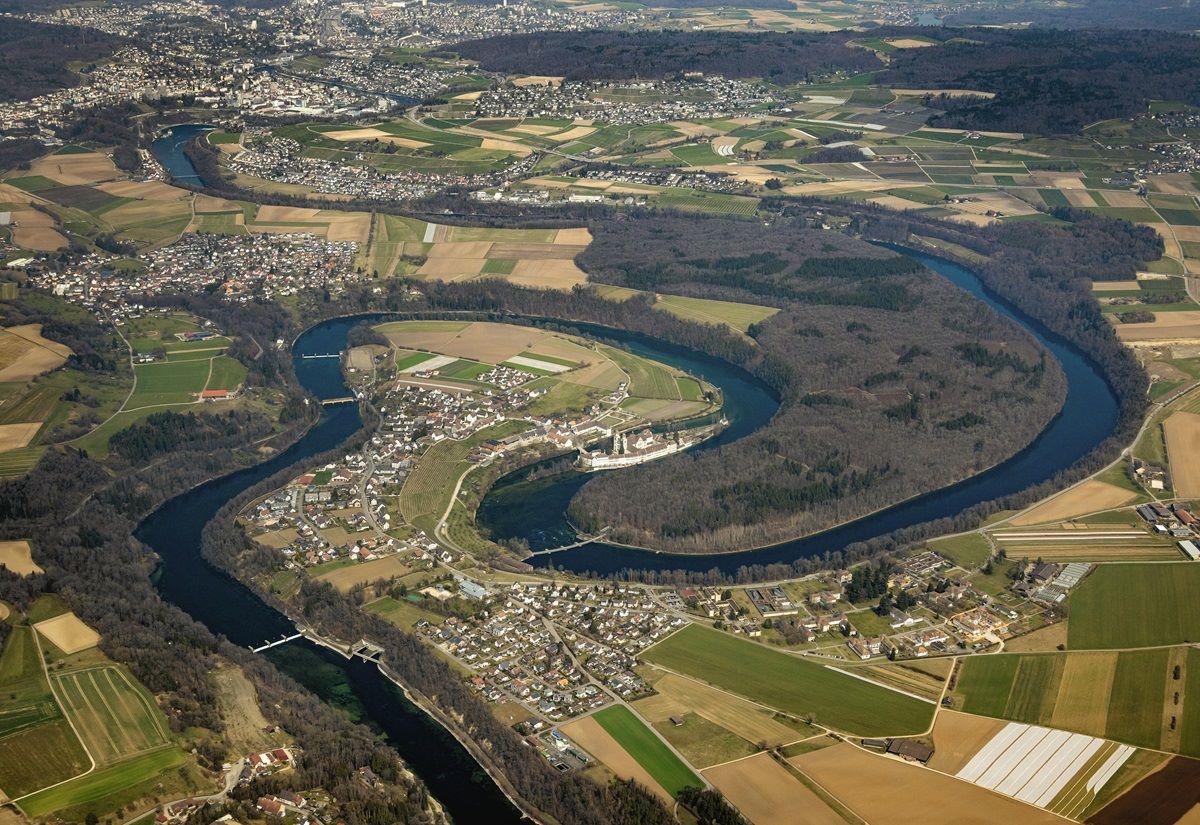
left=643, top=624, right=934, bottom=735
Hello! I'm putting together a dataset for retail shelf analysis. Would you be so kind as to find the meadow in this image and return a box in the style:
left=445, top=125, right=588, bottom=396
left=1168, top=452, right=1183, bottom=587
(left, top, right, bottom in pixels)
left=18, top=746, right=189, bottom=818
left=591, top=705, right=702, bottom=795
left=643, top=625, right=934, bottom=735
left=1068, top=563, right=1200, bottom=649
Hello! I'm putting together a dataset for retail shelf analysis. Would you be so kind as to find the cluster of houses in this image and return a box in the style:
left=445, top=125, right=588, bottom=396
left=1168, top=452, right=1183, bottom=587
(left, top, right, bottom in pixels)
left=471, top=77, right=776, bottom=126
left=229, top=133, right=540, bottom=202
left=572, top=165, right=751, bottom=196
left=421, top=581, right=685, bottom=723
left=32, top=232, right=361, bottom=312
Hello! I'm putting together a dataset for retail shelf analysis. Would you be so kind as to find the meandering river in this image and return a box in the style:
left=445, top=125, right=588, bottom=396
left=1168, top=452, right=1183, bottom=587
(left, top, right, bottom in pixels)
left=141, top=131, right=1119, bottom=820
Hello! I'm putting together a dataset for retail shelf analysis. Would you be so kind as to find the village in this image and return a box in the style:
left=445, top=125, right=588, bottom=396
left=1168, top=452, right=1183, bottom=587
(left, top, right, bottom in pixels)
left=26, top=232, right=362, bottom=312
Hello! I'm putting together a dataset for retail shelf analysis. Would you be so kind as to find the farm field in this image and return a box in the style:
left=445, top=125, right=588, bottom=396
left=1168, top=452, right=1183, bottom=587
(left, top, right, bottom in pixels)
left=0, top=325, right=70, bottom=383
left=52, top=666, right=170, bottom=765
left=17, top=746, right=191, bottom=818
left=0, top=627, right=89, bottom=797
left=643, top=624, right=934, bottom=735
left=792, top=742, right=1064, bottom=825
left=34, top=612, right=101, bottom=655
left=953, top=721, right=1138, bottom=817
left=1164, top=412, right=1200, bottom=498
left=1008, top=480, right=1138, bottom=526
left=1088, top=755, right=1200, bottom=825
left=559, top=715, right=672, bottom=802
left=1069, top=563, right=1200, bottom=649
left=0, top=540, right=41, bottom=576
left=591, top=705, right=702, bottom=796
left=703, top=753, right=842, bottom=825
left=953, top=649, right=1181, bottom=751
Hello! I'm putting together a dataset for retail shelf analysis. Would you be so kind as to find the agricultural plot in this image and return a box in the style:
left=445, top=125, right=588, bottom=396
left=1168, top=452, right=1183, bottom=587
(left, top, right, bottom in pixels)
left=643, top=625, right=934, bottom=735
left=0, top=627, right=88, bottom=798
left=1069, top=563, right=1200, bottom=649
left=704, top=753, right=842, bottom=825
left=651, top=293, right=779, bottom=334
left=0, top=540, right=41, bottom=576
left=792, top=743, right=1064, bottom=825
left=1164, top=412, right=1200, bottom=498
left=17, top=745, right=189, bottom=818
left=591, top=705, right=701, bottom=796
left=954, top=722, right=1136, bottom=817
left=1008, top=479, right=1138, bottom=526
left=954, top=649, right=1176, bottom=751
left=52, top=666, right=170, bottom=765
left=0, top=325, right=70, bottom=383
left=34, top=612, right=100, bottom=655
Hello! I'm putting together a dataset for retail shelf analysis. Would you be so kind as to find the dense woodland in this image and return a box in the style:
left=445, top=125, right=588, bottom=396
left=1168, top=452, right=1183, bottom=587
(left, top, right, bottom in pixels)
left=876, top=27, right=1200, bottom=134
left=555, top=214, right=1065, bottom=552
left=455, top=26, right=1200, bottom=135
left=0, top=19, right=123, bottom=102
left=452, top=30, right=879, bottom=84
left=944, top=0, right=1200, bottom=30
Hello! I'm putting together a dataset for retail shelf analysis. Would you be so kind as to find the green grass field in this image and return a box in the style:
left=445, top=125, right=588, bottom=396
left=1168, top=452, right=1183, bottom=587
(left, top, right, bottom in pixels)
left=1106, top=649, right=1169, bottom=748
left=643, top=625, right=934, bottom=735
left=928, top=533, right=992, bottom=569
left=18, top=746, right=188, bottom=817
left=53, top=666, right=170, bottom=765
left=592, top=705, right=702, bottom=795
left=653, top=293, right=779, bottom=334
left=599, top=345, right=681, bottom=400
left=0, top=719, right=90, bottom=798
left=1069, top=563, right=1200, bottom=649
left=127, top=359, right=212, bottom=407
left=205, top=356, right=247, bottom=391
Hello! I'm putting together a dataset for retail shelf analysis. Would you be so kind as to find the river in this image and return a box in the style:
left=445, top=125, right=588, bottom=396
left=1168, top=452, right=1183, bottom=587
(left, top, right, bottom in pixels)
left=143, top=132, right=1118, bottom=818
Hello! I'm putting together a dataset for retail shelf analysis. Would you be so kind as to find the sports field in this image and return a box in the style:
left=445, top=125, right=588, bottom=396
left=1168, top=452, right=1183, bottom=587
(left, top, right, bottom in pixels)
left=1069, top=563, right=1200, bottom=649
left=126, top=359, right=212, bottom=407
left=591, top=705, right=701, bottom=795
left=643, top=625, right=934, bottom=735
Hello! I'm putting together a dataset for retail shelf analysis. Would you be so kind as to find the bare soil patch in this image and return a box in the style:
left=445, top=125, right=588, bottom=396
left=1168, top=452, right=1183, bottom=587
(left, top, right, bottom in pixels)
left=0, top=540, right=41, bottom=576
left=489, top=242, right=585, bottom=260
left=1011, top=480, right=1137, bottom=526
left=929, top=711, right=1007, bottom=774
left=553, top=227, right=592, bottom=245
left=506, top=259, right=588, bottom=289
left=1090, top=756, right=1200, bottom=825
left=213, top=663, right=286, bottom=754
left=255, top=205, right=322, bottom=222
left=427, top=241, right=493, bottom=259
left=1165, top=411, right=1200, bottom=498
left=1093, top=280, right=1142, bottom=292
left=0, top=325, right=70, bottom=381
left=28, top=152, right=117, bottom=185
left=417, top=258, right=486, bottom=279
left=0, top=423, right=42, bottom=451
left=792, top=743, right=1063, bottom=825
left=704, top=753, right=841, bottom=825
left=34, top=612, right=101, bottom=654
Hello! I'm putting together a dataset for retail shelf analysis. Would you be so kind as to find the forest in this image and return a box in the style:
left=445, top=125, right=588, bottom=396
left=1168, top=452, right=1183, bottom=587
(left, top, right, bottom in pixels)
left=451, top=30, right=880, bottom=84
left=453, top=26, right=1200, bottom=136
left=943, top=0, right=1200, bottom=30
left=545, top=214, right=1065, bottom=553
left=0, top=19, right=123, bottom=102
left=876, top=27, right=1200, bottom=133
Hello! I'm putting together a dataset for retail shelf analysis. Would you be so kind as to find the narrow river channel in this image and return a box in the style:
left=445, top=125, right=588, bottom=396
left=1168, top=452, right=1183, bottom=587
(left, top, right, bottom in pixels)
left=143, top=130, right=1120, bottom=820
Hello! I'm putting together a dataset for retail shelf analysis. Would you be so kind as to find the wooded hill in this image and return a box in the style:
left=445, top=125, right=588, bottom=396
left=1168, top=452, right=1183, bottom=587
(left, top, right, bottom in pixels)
left=0, top=19, right=123, bottom=102
left=559, top=214, right=1066, bottom=553
left=454, top=26, right=1200, bottom=135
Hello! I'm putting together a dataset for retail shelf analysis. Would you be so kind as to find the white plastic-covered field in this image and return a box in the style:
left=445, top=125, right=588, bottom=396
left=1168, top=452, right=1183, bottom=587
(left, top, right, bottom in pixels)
left=399, top=354, right=456, bottom=373
left=955, top=722, right=1134, bottom=813
left=504, top=355, right=572, bottom=374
